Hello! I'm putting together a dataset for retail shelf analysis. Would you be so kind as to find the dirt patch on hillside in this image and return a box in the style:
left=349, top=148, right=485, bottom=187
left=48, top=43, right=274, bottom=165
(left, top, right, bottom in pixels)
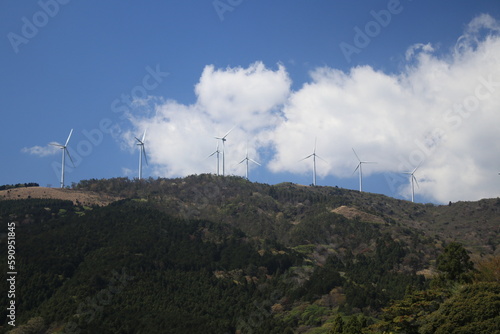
left=0, top=187, right=122, bottom=206
left=332, top=206, right=386, bottom=225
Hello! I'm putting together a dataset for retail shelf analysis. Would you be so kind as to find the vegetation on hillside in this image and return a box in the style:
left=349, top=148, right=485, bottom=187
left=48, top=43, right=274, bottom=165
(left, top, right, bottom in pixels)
left=0, top=175, right=498, bottom=333
left=0, top=183, right=39, bottom=191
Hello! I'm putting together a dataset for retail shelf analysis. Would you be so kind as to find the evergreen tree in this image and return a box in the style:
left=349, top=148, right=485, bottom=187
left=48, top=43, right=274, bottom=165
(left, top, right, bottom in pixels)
left=343, top=315, right=361, bottom=334
left=330, top=314, right=344, bottom=333
left=437, top=242, right=474, bottom=283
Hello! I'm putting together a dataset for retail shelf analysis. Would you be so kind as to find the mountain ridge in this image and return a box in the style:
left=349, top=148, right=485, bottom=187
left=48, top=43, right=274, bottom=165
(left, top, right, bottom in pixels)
left=6, top=175, right=493, bottom=257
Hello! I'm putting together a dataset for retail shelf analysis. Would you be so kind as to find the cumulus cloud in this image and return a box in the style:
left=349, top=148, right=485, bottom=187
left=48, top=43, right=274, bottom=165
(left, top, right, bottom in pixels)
left=123, top=15, right=500, bottom=203
left=122, top=62, right=290, bottom=178
left=21, top=143, right=59, bottom=157
left=269, top=14, right=500, bottom=203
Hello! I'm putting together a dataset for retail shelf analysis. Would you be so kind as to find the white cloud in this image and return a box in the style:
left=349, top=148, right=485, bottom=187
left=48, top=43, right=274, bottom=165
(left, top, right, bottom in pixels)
left=121, top=167, right=134, bottom=177
left=123, top=15, right=500, bottom=203
left=21, top=143, right=59, bottom=157
left=269, top=14, right=500, bottom=203
left=122, top=61, right=291, bottom=178
left=454, top=13, right=500, bottom=57
left=405, top=43, right=434, bottom=61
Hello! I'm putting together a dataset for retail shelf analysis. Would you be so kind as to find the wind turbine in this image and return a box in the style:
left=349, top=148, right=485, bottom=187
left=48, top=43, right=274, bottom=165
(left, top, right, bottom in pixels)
left=208, top=142, right=221, bottom=175
left=214, top=126, right=235, bottom=176
left=50, top=129, right=74, bottom=188
left=403, top=163, right=421, bottom=202
left=135, top=130, right=148, bottom=180
left=300, top=138, right=326, bottom=186
left=238, top=146, right=261, bottom=180
left=352, top=148, right=376, bottom=192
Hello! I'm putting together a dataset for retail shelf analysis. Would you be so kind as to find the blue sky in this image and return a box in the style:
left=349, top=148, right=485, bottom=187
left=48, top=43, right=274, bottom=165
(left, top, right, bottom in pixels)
left=2, top=1, right=500, bottom=204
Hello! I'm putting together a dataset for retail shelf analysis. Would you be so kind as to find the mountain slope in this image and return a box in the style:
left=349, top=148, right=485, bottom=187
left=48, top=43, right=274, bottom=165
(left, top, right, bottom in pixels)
left=0, top=199, right=299, bottom=333
left=70, top=175, right=500, bottom=257
left=1, top=176, right=498, bottom=333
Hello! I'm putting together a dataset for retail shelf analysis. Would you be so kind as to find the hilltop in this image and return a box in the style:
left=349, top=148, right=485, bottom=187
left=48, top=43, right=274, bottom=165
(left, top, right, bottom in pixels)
left=2, top=176, right=498, bottom=258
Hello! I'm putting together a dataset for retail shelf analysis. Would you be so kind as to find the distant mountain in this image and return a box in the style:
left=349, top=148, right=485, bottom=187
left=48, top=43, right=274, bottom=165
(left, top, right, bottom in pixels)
left=0, top=175, right=498, bottom=333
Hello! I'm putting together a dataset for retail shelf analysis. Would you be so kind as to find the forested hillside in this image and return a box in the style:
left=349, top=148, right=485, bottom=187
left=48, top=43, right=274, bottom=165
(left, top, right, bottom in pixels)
left=72, top=175, right=500, bottom=257
left=0, top=175, right=498, bottom=333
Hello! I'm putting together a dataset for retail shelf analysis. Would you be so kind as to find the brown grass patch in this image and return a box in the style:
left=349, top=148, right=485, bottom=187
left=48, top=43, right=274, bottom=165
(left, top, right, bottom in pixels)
left=332, top=205, right=386, bottom=225
left=0, top=187, right=122, bottom=206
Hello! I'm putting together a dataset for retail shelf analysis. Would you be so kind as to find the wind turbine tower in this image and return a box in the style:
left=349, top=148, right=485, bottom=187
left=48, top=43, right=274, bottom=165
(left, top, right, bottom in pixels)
left=50, top=129, right=74, bottom=188
left=352, top=148, right=376, bottom=192
left=208, top=142, right=221, bottom=175
left=215, top=126, right=235, bottom=176
left=300, top=138, right=326, bottom=186
left=238, top=147, right=261, bottom=180
left=135, top=130, right=148, bottom=180
left=403, top=163, right=421, bottom=202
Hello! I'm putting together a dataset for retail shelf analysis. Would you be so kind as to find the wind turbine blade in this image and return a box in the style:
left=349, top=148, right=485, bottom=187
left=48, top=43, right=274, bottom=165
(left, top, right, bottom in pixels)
left=413, top=161, right=423, bottom=173
left=238, top=158, right=246, bottom=164
left=50, top=143, right=64, bottom=148
left=352, top=163, right=360, bottom=175
left=299, top=154, right=313, bottom=161
left=316, top=154, right=328, bottom=163
left=135, top=136, right=143, bottom=144
left=65, top=148, right=75, bottom=167
left=65, top=129, right=73, bottom=147
left=141, top=130, right=147, bottom=143
left=249, top=158, right=261, bottom=166
left=413, top=175, right=419, bottom=188
left=223, top=125, right=236, bottom=139
left=352, top=148, right=361, bottom=162
left=208, top=143, right=220, bottom=158
left=142, top=146, right=148, bottom=165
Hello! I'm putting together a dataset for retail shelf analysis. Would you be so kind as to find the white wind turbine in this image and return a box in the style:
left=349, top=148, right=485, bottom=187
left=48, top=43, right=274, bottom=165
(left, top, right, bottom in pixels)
left=403, top=163, right=421, bottom=203
left=238, top=146, right=261, bottom=180
left=208, top=142, right=221, bottom=175
left=352, top=148, right=376, bottom=192
left=214, top=126, right=235, bottom=176
left=300, top=138, right=326, bottom=186
left=50, top=129, right=74, bottom=188
left=135, top=130, right=148, bottom=180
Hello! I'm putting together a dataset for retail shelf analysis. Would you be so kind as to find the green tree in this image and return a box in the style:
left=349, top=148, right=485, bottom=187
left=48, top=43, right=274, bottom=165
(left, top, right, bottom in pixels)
left=329, top=314, right=344, bottom=333
left=343, top=315, right=361, bottom=334
left=419, top=282, right=500, bottom=334
left=436, top=242, right=474, bottom=283
left=370, top=289, right=446, bottom=334
left=475, top=256, right=500, bottom=283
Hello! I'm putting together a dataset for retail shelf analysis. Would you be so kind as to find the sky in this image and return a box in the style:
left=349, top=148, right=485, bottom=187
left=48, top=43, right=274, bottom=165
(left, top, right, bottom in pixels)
left=2, top=0, right=500, bottom=204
